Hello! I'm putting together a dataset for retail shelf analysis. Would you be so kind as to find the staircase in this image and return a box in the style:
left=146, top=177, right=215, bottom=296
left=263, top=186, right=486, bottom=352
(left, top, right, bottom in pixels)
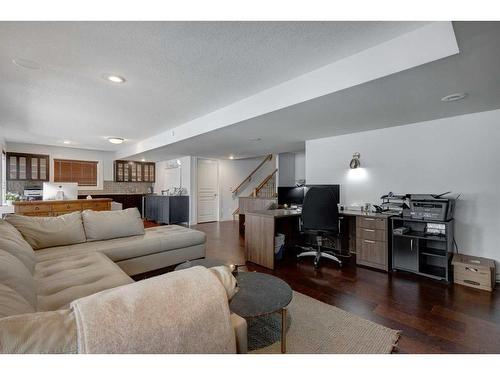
left=231, top=155, right=277, bottom=219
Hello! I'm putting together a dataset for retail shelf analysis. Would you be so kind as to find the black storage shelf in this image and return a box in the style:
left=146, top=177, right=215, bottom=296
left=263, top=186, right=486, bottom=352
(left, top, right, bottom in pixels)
left=391, top=217, right=454, bottom=282
left=393, top=232, right=447, bottom=242
left=419, top=264, right=447, bottom=279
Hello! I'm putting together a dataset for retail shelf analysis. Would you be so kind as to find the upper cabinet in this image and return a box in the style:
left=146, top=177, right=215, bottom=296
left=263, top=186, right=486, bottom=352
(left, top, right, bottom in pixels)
left=114, top=160, right=155, bottom=183
left=7, top=153, right=49, bottom=181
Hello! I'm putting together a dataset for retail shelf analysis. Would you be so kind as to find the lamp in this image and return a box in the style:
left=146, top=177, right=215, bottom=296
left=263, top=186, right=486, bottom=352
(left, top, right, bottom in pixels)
left=349, top=152, right=361, bottom=169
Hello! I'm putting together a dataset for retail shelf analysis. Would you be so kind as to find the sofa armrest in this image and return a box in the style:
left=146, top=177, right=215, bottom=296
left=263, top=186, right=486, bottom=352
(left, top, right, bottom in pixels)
left=0, top=310, right=76, bottom=354
left=230, top=313, right=247, bottom=354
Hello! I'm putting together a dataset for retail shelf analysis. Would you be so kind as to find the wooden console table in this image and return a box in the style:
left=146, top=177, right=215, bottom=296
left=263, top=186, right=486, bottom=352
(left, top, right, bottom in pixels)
left=13, top=198, right=112, bottom=217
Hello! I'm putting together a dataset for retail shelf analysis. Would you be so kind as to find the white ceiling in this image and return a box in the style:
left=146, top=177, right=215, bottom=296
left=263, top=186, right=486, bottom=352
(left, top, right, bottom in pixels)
left=130, top=21, right=500, bottom=161
left=0, top=21, right=428, bottom=150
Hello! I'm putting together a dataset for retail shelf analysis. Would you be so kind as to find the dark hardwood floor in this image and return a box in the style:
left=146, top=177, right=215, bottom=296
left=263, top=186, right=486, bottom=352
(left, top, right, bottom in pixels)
left=142, top=220, right=500, bottom=353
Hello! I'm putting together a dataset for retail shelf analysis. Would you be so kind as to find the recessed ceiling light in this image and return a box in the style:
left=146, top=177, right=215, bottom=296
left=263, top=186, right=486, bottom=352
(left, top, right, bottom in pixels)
left=12, top=58, right=41, bottom=70
left=105, top=75, right=126, bottom=84
left=229, top=155, right=235, bottom=160
left=108, top=137, right=125, bottom=144
left=441, top=92, right=467, bottom=102
left=63, top=140, right=71, bottom=145
left=141, top=158, right=146, bottom=162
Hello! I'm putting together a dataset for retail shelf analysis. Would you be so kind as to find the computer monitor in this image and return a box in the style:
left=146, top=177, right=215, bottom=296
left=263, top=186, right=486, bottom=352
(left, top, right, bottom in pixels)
left=305, top=184, right=340, bottom=204
left=43, top=182, right=78, bottom=200
left=277, top=186, right=305, bottom=206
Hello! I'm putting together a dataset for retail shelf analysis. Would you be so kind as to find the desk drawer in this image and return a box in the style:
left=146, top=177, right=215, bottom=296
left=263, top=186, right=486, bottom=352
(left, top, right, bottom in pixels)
left=16, top=204, right=51, bottom=214
left=82, top=201, right=109, bottom=211
left=356, top=238, right=388, bottom=270
left=357, top=227, right=386, bottom=242
left=51, top=202, right=82, bottom=212
left=356, top=216, right=386, bottom=230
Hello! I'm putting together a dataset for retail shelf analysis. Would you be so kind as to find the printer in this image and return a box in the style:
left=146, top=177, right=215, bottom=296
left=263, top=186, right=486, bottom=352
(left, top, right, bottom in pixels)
left=407, top=193, right=456, bottom=221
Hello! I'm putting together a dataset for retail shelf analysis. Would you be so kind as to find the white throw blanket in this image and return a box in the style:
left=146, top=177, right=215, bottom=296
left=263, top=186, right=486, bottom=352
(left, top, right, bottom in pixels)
left=70, top=266, right=236, bottom=353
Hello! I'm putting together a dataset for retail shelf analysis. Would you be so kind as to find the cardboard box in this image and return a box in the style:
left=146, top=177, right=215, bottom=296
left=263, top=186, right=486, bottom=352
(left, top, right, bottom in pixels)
left=452, top=254, right=496, bottom=292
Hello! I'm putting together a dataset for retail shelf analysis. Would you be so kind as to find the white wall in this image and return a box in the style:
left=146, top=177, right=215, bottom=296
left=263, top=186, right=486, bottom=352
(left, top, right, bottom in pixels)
left=278, top=151, right=306, bottom=186
left=154, top=156, right=191, bottom=195
left=154, top=156, right=193, bottom=223
left=6, top=142, right=115, bottom=190
left=218, top=155, right=278, bottom=221
left=306, top=109, right=500, bottom=278
left=0, top=133, right=6, bottom=203
left=294, top=151, right=306, bottom=182
left=278, top=153, right=295, bottom=186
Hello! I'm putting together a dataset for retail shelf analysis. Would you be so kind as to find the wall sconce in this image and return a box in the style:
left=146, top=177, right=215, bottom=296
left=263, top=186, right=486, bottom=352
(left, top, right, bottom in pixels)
left=349, top=152, right=361, bottom=169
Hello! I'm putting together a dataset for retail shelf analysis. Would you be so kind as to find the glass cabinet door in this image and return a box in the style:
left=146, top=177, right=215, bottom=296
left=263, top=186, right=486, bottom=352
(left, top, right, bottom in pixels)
left=116, top=162, right=124, bottom=182
left=124, top=163, right=129, bottom=182
left=137, top=163, right=142, bottom=182
left=144, top=163, right=149, bottom=182
left=39, top=157, right=47, bottom=180
left=8, top=155, right=17, bottom=179
left=149, top=164, right=155, bottom=182
left=130, top=162, right=136, bottom=182
left=31, top=157, right=39, bottom=180
left=18, top=157, right=27, bottom=180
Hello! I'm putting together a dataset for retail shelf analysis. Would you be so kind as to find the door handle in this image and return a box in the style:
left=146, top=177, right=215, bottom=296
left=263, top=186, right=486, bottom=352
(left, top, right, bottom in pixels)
left=364, top=229, right=375, bottom=232
left=410, top=239, right=414, bottom=251
left=364, top=240, right=375, bottom=244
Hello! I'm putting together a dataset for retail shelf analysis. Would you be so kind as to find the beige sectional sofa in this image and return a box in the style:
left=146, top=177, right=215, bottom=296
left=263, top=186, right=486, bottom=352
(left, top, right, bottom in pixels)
left=0, top=209, right=247, bottom=353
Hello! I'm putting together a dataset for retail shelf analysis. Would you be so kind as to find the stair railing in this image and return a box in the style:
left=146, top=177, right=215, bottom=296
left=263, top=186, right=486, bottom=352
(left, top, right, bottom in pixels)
left=231, top=154, right=273, bottom=195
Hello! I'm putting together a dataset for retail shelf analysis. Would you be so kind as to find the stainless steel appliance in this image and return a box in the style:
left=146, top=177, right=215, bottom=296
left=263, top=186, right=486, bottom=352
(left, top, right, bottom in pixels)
left=23, top=188, right=43, bottom=201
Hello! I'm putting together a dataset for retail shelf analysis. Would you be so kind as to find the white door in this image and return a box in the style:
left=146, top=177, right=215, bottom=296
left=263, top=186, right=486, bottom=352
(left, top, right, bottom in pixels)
left=197, top=158, right=219, bottom=223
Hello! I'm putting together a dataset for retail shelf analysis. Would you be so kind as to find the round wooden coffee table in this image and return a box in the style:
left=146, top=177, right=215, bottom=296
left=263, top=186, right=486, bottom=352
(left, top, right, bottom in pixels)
left=230, top=272, right=293, bottom=353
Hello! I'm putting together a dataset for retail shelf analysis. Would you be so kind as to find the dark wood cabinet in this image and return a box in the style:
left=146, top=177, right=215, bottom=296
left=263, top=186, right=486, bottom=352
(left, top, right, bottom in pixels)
left=7, top=153, right=49, bottom=181
left=114, top=160, right=155, bottom=183
left=144, top=195, right=189, bottom=224
left=78, top=194, right=145, bottom=215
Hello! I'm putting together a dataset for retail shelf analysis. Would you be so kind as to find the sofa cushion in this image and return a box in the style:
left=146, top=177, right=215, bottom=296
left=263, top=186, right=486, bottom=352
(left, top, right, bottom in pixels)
left=0, top=284, right=36, bottom=318
left=82, top=208, right=144, bottom=242
left=35, top=252, right=133, bottom=311
left=35, top=225, right=207, bottom=263
left=0, top=250, right=37, bottom=309
left=0, top=220, right=36, bottom=273
left=6, top=212, right=86, bottom=250
left=0, top=309, right=76, bottom=353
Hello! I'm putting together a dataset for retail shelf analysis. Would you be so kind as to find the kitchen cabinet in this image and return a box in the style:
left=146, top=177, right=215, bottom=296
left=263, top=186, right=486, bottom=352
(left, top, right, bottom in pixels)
left=114, top=160, right=155, bottom=182
left=7, top=153, right=49, bottom=181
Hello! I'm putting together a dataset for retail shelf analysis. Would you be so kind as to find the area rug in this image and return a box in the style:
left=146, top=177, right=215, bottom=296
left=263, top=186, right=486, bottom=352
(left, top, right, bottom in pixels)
left=248, top=291, right=400, bottom=354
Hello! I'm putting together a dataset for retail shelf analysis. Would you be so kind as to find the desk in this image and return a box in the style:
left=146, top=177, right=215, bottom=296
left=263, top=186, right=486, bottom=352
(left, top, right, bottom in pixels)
left=244, top=209, right=394, bottom=270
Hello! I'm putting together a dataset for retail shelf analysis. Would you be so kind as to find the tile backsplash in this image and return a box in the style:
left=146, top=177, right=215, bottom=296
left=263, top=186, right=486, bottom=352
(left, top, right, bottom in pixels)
left=84, top=181, right=153, bottom=195
left=7, top=180, right=153, bottom=197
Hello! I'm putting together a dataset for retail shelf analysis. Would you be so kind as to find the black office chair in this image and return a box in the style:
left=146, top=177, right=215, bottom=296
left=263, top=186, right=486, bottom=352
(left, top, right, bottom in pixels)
left=297, top=187, right=342, bottom=268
